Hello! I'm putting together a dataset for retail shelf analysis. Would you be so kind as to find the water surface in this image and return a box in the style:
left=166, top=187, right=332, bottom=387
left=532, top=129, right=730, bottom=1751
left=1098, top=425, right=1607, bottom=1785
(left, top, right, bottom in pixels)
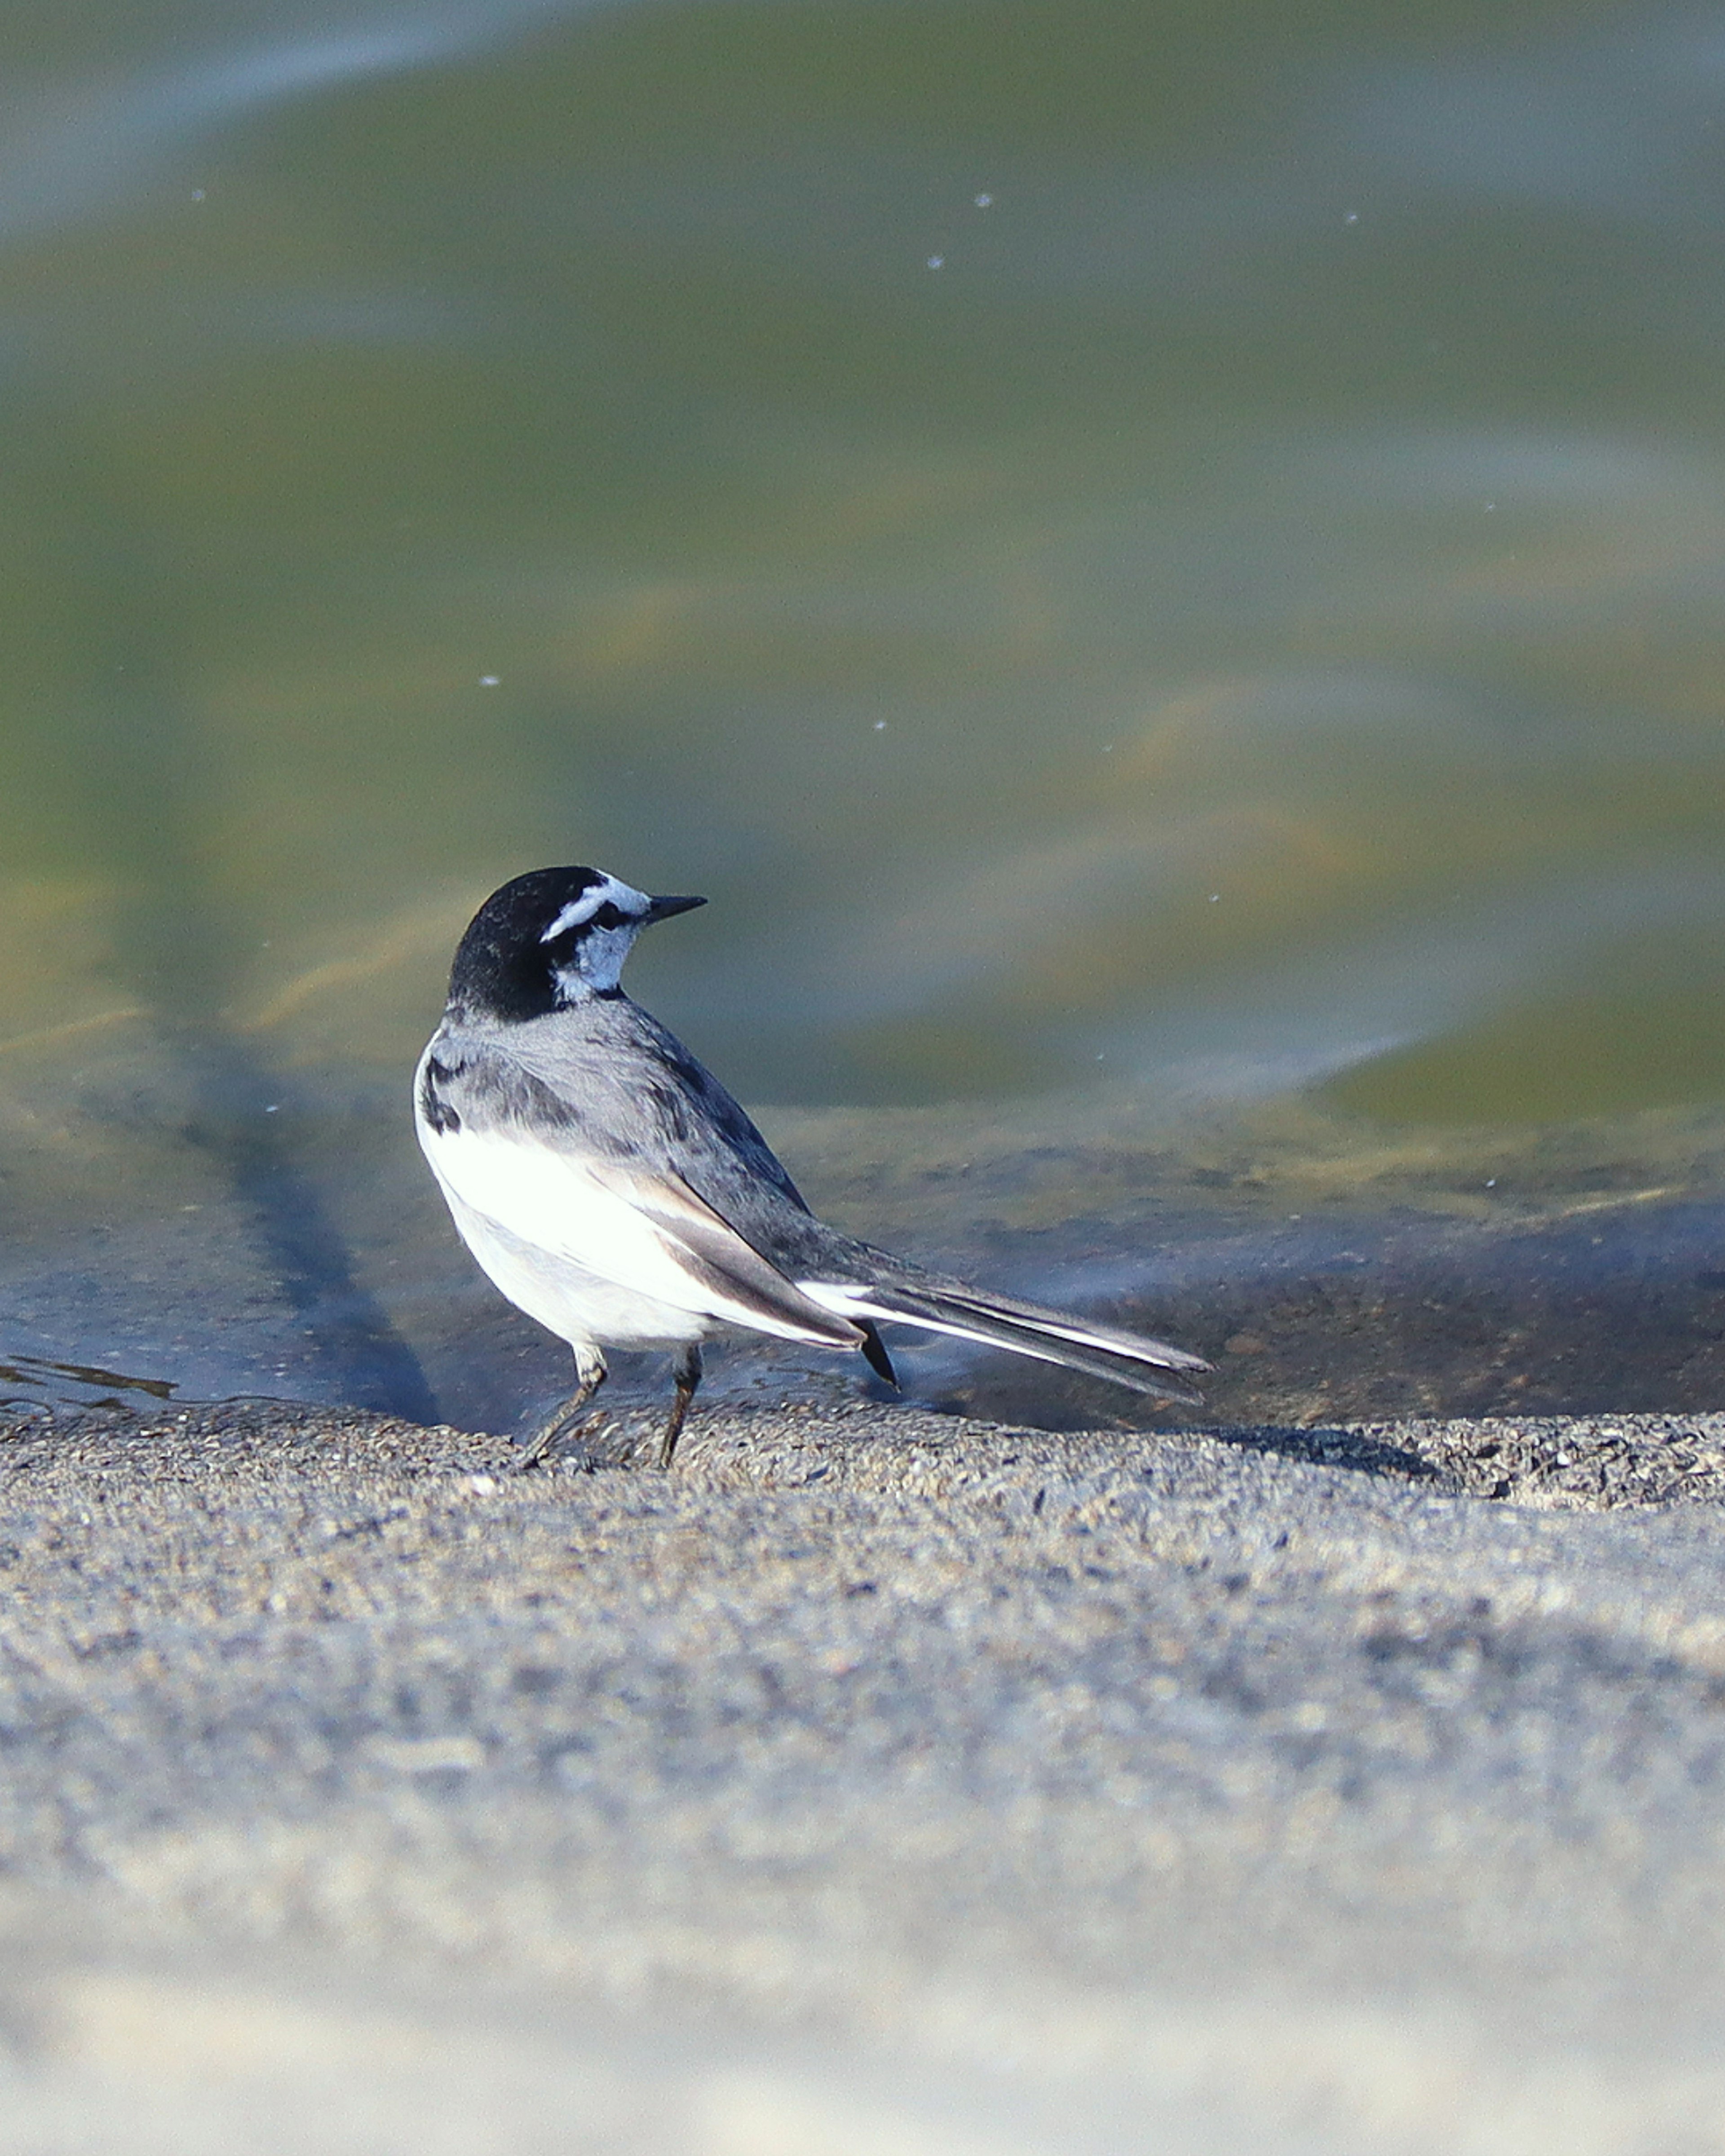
left=4, top=0, right=1725, bottom=1427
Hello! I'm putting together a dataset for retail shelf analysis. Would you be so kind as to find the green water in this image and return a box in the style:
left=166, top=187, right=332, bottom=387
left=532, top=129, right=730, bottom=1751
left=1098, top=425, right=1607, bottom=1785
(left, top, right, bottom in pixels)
left=3, top=0, right=1725, bottom=1422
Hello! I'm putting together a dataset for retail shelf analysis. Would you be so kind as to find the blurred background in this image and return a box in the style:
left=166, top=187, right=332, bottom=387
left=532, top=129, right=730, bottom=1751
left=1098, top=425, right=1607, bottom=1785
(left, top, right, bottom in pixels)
left=4, top=0, right=1725, bottom=1428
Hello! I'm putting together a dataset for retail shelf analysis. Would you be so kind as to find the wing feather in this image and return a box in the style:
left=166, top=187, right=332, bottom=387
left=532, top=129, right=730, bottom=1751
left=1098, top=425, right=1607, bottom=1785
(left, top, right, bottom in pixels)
left=421, top=1121, right=864, bottom=1350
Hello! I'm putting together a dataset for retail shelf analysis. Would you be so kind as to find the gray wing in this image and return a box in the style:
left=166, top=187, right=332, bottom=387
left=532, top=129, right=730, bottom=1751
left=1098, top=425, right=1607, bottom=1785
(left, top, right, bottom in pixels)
left=418, top=1007, right=867, bottom=1347
left=477, top=997, right=869, bottom=1271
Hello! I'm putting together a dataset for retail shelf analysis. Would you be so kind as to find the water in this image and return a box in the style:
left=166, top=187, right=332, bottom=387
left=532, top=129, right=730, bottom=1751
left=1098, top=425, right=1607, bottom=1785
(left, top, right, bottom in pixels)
left=4, top=0, right=1725, bottom=1431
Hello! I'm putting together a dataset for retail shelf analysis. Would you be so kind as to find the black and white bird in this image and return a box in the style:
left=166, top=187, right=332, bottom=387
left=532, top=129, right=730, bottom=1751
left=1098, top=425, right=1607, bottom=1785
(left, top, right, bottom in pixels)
left=415, top=866, right=1208, bottom=1468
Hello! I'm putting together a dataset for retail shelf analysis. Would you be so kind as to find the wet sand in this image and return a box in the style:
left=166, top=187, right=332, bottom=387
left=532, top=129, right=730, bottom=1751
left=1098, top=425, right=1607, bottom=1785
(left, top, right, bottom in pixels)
left=2, top=1395, right=1725, bottom=2152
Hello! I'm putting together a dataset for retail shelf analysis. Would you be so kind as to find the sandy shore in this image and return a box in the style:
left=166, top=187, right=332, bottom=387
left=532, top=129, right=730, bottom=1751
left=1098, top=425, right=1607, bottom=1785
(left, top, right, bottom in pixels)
left=1, top=1394, right=1724, bottom=2153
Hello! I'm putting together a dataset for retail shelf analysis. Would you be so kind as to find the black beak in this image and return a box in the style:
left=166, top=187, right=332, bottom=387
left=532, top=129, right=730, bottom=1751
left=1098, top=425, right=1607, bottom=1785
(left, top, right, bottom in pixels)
left=644, top=892, right=707, bottom=925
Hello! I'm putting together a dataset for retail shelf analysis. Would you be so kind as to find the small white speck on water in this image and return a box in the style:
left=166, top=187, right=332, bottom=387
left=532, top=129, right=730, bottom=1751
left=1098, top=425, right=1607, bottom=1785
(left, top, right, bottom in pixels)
left=974, top=192, right=993, bottom=208
left=1343, top=210, right=1358, bottom=225
left=1208, top=893, right=1221, bottom=903
left=873, top=720, right=887, bottom=730
left=927, top=255, right=944, bottom=270
left=264, top=1104, right=280, bottom=1114
left=1486, top=1178, right=1497, bottom=1187
left=480, top=674, right=500, bottom=686
left=191, top=188, right=206, bottom=202
left=1484, top=502, right=1496, bottom=512
left=1101, top=743, right=1114, bottom=754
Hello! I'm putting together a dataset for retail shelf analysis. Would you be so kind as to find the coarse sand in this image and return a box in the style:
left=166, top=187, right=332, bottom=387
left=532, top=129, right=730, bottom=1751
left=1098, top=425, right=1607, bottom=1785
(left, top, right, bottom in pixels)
left=1, top=1395, right=1724, bottom=2154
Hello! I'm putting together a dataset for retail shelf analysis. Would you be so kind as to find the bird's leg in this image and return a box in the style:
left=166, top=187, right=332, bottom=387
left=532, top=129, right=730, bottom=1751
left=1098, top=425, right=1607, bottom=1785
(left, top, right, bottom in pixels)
left=657, top=1344, right=703, bottom=1469
left=515, top=1347, right=607, bottom=1472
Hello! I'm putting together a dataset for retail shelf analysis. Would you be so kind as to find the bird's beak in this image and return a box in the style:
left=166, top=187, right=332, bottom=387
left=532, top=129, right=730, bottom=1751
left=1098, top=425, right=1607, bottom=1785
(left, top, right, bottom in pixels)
left=644, top=892, right=707, bottom=925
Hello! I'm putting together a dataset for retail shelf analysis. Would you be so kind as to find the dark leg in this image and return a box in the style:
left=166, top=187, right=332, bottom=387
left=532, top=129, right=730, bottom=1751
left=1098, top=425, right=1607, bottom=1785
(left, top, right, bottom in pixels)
left=657, top=1344, right=703, bottom=1469
left=515, top=1346, right=607, bottom=1472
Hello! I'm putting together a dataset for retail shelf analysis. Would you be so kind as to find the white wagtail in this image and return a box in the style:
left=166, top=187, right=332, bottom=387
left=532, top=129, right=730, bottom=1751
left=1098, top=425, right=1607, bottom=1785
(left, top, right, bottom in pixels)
left=415, top=866, right=1209, bottom=1468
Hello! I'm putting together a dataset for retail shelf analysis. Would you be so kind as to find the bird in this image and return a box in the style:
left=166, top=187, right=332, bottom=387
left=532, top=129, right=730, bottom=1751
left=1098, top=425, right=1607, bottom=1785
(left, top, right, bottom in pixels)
left=415, top=866, right=1209, bottom=1469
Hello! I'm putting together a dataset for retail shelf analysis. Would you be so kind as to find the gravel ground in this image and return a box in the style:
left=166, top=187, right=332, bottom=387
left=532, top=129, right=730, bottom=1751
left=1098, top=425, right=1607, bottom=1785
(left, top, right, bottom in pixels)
left=2, top=1396, right=1725, bottom=2153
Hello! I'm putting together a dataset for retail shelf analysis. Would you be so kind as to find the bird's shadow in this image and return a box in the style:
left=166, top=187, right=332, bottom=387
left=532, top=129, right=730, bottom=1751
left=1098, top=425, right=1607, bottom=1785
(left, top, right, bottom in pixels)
left=1194, top=1422, right=1446, bottom=1483
left=887, top=1401, right=1451, bottom=1488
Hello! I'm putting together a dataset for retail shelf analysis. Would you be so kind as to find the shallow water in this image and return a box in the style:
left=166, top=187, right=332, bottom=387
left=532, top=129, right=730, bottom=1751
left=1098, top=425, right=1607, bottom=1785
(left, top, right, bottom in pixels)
left=3, top=0, right=1725, bottom=1426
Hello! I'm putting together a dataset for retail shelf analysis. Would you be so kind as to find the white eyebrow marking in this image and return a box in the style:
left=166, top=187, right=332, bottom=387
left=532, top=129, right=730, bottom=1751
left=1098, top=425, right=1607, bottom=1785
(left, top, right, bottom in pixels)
left=540, top=872, right=643, bottom=943
left=540, top=887, right=609, bottom=942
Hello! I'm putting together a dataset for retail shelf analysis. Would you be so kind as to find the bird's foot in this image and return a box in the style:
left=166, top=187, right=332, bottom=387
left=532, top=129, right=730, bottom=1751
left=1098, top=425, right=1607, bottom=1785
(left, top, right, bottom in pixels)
left=513, top=1410, right=607, bottom=1474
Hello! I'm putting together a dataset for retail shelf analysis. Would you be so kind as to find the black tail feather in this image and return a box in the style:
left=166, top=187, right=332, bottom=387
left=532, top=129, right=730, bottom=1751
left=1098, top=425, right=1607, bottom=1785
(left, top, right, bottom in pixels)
left=858, top=1321, right=899, bottom=1387
left=852, top=1282, right=1208, bottom=1405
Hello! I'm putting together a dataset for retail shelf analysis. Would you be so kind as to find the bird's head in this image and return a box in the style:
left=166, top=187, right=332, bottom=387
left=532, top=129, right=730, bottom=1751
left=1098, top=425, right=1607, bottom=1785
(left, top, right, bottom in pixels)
left=446, top=866, right=706, bottom=1021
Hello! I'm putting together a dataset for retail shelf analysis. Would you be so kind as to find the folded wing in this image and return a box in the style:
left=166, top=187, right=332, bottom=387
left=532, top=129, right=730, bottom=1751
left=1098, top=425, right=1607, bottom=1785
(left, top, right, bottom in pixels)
left=423, top=1122, right=866, bottom=1351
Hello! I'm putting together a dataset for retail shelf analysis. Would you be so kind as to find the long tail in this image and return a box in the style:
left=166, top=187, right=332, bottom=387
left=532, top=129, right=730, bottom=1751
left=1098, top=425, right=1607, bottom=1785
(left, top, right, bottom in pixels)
left=798, top=1274, right=1210, bottom=1405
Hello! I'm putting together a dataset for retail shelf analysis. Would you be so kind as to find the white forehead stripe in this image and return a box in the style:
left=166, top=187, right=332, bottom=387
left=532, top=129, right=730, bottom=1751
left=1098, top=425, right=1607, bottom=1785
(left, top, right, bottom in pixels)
left=540, top=873, right=650, bottom=942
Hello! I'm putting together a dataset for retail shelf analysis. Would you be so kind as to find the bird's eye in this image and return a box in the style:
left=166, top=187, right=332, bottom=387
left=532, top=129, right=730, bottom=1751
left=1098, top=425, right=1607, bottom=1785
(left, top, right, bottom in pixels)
left=592, top=901, right=625, bottom=931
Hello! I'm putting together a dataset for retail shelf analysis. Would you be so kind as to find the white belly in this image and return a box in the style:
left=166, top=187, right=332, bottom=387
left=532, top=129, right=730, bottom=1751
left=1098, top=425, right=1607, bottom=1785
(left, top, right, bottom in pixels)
left=442, top=1186, right=714, bottom=1352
